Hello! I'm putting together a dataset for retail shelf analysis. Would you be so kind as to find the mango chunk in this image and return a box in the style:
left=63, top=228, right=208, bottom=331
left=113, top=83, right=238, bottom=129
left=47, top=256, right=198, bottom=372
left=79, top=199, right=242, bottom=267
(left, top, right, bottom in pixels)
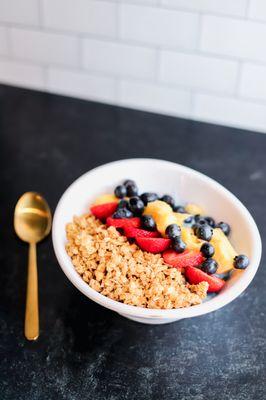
left=93, top=194, right=118, bottom=205
left=211, top=228, right=237, bottom=274
left=181, top=227, right=204, bottom=251
left=185, top=203, right=204, bottom=215
left=173, top=212, right=191, bottom=226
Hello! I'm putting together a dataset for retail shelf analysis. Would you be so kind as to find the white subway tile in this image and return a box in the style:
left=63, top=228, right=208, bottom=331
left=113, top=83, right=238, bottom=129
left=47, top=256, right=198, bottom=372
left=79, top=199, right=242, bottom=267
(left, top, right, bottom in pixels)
left=42, top=0, right=117, bottom=37
left=47, top=68, right=116, bottom=103
left=120, top=4, right=199, bottom=49
left=0, top=27, right=8, bottom=56
left=201, top=16, right=266, bottom=63
left=240, top=63, right=266, bottom=101
left=194, top=93, right=266, bottom=132
left=0, top=60, right=45, bottom=90
left=82, top=39, right=157, bottom=80
left=249, top=0, right=266, bottom=22
left=0, top=0, right=39, bottom=25
left=159, top=51, right=238, bottom=94
left=10, top=28, right=79, bottom=67
left=119, top=80, right=191, bottom=116
left=161, top=0, right=248, bottom=17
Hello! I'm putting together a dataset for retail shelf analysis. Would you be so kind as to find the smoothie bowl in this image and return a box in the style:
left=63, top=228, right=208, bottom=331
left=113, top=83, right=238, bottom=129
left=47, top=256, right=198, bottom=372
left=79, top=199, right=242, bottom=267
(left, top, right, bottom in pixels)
left=52, top=159, right=261, bottom=324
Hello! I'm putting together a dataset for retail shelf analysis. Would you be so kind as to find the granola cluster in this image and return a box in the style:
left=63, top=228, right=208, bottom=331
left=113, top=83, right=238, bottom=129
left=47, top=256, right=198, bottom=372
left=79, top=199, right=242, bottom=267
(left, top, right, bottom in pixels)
left=65, top=214, right=208, bottom=309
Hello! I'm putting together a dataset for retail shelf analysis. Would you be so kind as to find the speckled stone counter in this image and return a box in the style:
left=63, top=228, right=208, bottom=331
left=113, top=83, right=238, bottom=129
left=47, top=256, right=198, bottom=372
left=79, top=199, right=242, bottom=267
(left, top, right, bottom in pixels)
left=0, top=85, right=265, bottom=400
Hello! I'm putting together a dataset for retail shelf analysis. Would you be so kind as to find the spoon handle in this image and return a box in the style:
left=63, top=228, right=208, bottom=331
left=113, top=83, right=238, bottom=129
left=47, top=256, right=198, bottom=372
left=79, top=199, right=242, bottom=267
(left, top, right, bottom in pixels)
left=25, top=242, right=39, bottom=340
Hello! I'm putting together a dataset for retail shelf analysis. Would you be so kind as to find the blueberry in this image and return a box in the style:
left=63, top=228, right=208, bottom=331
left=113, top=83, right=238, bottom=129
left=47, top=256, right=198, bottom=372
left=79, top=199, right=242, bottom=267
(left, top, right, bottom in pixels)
left=205, top=216, right=216, bottom=228
left=114, top=184, right=127, bottom=199
left=165, top=224, right=181, bottom=239
left=140, top=192, right=158, bottom=205
left=195, top=225, right=213, bottom=241
left=123, top=179, right=138, bottom=196
left=184, top=216, right=194, bottom=224
left=123, top=179, right=136, bottom=187
left=234, top=255, right=249, bottom=269
left=216, top=221, right=230, bottom=236
left=117, top=199, right=129, bottom=209
left=200, top=242, right=215, bottom=258
left=173, top=205, right=186, bottom=213
left=129, top=196, right=144, bottom=215
left=201, top=258, right=218, bottom=274
left=141, top=215, right=156, bottom=231
left=112, top=208, right=133, bottom=219
left=161, top=194, right=175, bottom=208
left=172, top=237, right=186, bottom=253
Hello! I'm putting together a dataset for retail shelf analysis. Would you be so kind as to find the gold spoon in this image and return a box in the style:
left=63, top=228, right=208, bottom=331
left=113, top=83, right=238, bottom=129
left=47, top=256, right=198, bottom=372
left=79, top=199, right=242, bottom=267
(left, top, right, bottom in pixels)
left=14, top=192, right=52, bottom=340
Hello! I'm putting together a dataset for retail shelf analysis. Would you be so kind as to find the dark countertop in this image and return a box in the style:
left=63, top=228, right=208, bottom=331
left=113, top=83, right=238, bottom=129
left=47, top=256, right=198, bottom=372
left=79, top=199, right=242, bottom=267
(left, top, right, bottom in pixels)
left=0, top=85, right=265, bottom=400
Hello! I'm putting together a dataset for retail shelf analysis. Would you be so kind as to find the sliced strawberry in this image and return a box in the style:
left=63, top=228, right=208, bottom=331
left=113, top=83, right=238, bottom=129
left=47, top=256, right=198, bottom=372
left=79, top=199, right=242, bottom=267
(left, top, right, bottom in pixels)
left=124, top=226, right=160, bottom=239
left=163, top=249, right=204, bottom=269
left=136, top=237, right=171, bottom=253
left=106, top=217, right=141, bottom=229
left=90, top=202, right=118, bottom=220
left=185, top=266, right=225, bottom=293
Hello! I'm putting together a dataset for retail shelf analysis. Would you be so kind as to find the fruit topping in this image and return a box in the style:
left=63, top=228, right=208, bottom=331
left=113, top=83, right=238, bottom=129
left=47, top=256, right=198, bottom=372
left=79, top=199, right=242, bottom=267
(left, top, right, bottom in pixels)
left=172, top=237, right=186, bottom=253
left=194, top=224, right=213, bottom=241
left=129, top=196, right=145, bottom=215
left=117, top=199, right=129, bottom=209
left=141, top=215, right=157, bottom=231
left=114, top=185, right=127, bottom=198
left=201, top=258, right=218, bottom=274
left=165, top=223, right=181, bottom=239
left=185, top=266, right=225, bottom=293
left=216, top=221, right=231, bottom=236
left=163, top=249, right=204, bottom=269
left=185, top=203, right=204, bottom=215
left=140, top=192, right=158, bottom=205
left=200, top=242, right=215, bottom=258
left=124, top=179, right=138, bottom=197
left=112, top=208, right=133, bottom=219
left=106, top=216, right=141, bottom=228
left=205, top=216, right=216, bottom=227
left=234, top=254, right=249, bottom=269
left=90, top=202, right=118, bottom=220
left=93, top=194, right=118, bottom=205
left=136, top=237, right=171, bottom=253
left=211, top=228, right=237, bottom=274
left=124, top=226, right=160, bottom=239
left=173, top=205, right=186, bottom=213
left=160, top=194, right=175, bottom=208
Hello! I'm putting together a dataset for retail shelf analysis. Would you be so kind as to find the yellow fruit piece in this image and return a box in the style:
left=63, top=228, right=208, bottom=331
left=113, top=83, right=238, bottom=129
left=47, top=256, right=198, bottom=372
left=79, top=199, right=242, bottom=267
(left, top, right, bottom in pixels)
left=185, top=203, right=204, bottom=215
left=93, top=194, right=118, bottom=205
left=211, top=228, right=237, bottom=274
left=144, top=200, right=172, bottom=216
left=173, top=212, right=191, bottom=226
left=181, top=227, right=203, bottom=251
left=157, top=213, right=178, bottom=236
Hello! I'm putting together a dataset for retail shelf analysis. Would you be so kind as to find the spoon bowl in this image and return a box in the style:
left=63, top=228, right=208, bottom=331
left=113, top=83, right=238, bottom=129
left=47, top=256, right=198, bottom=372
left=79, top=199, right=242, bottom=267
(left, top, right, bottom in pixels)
left=14, top=192, right=51, bottom=340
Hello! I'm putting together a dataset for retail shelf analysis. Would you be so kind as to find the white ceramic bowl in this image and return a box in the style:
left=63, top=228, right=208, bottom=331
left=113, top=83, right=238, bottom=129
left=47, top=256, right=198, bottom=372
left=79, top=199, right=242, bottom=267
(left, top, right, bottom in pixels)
left=52, top=159, right=261, bottom=324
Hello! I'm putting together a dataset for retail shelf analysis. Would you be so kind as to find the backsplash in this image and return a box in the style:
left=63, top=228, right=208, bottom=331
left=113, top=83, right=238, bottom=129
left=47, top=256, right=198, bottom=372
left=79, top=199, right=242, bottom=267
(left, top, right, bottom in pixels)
left=1, top=0, right=266, bottom=133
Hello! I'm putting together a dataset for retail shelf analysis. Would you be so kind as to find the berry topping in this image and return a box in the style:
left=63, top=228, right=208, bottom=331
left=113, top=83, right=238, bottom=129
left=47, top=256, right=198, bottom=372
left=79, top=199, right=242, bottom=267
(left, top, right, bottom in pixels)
left=200, top=242, right=215, bottom=258
left=106, top=217, right=141, bottom=228
left=234, top=254, right=249, bottom=269
left=163, top=249, right=204, bottom=269
left=201, top=258, right=218, bottom=275
left=90, top=202, right=118, bottom=220
left=140, top=192, right=158, bottom=205
left=216, top=221, right=230, bottom=236
left=172, top=237, right=186, bottom=253
left=141, top=215, right=157, bottom=231
left=195, top=225, right=213, bottom=241
left=112, top=208, right=133, bottom=219
left=165, top=223, right=181, bottom=239
left=161, top=194, right=175, bottom=208
left=124, top=226, right=160, bottom=239
left=185, top=266, right=225, bottom=293
left=173, top=205, right=186, bottom=213
left=117, top=199, right=129, bottom=209
left=136, top=237, right=171, bottom=253
left=124, top=179, right=138, bottom=197
left=205, top=216, right=216, bottom=228
left=129, top=196, right=145, bottom=215
left=184, top=216, right=194, bottom=224
left=114, top=185, right=127, bottom=199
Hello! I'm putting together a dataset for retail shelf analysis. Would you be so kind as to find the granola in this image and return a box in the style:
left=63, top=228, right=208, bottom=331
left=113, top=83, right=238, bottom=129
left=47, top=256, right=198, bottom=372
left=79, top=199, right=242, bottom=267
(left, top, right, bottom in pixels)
left=65, top=214, right=208, bottom=309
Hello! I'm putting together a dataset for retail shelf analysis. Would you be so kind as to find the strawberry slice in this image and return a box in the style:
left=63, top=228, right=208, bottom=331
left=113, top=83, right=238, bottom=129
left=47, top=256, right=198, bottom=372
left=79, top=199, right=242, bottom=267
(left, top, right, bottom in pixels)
left=185, top=266, right=225, bottom=293
left=136, top=237, right=171, bottom=253
left=106, top=217, right=141, bottom=229
left=163, top=249, right=204, bottom=269
left=90, top=202, right=118, bottom=220
left=124, top=226, right=160, bottom=239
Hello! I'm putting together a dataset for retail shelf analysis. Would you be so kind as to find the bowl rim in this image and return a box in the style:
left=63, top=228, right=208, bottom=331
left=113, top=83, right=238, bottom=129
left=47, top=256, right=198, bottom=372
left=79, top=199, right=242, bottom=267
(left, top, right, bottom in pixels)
left=52, top=158, right=262, bottom=319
